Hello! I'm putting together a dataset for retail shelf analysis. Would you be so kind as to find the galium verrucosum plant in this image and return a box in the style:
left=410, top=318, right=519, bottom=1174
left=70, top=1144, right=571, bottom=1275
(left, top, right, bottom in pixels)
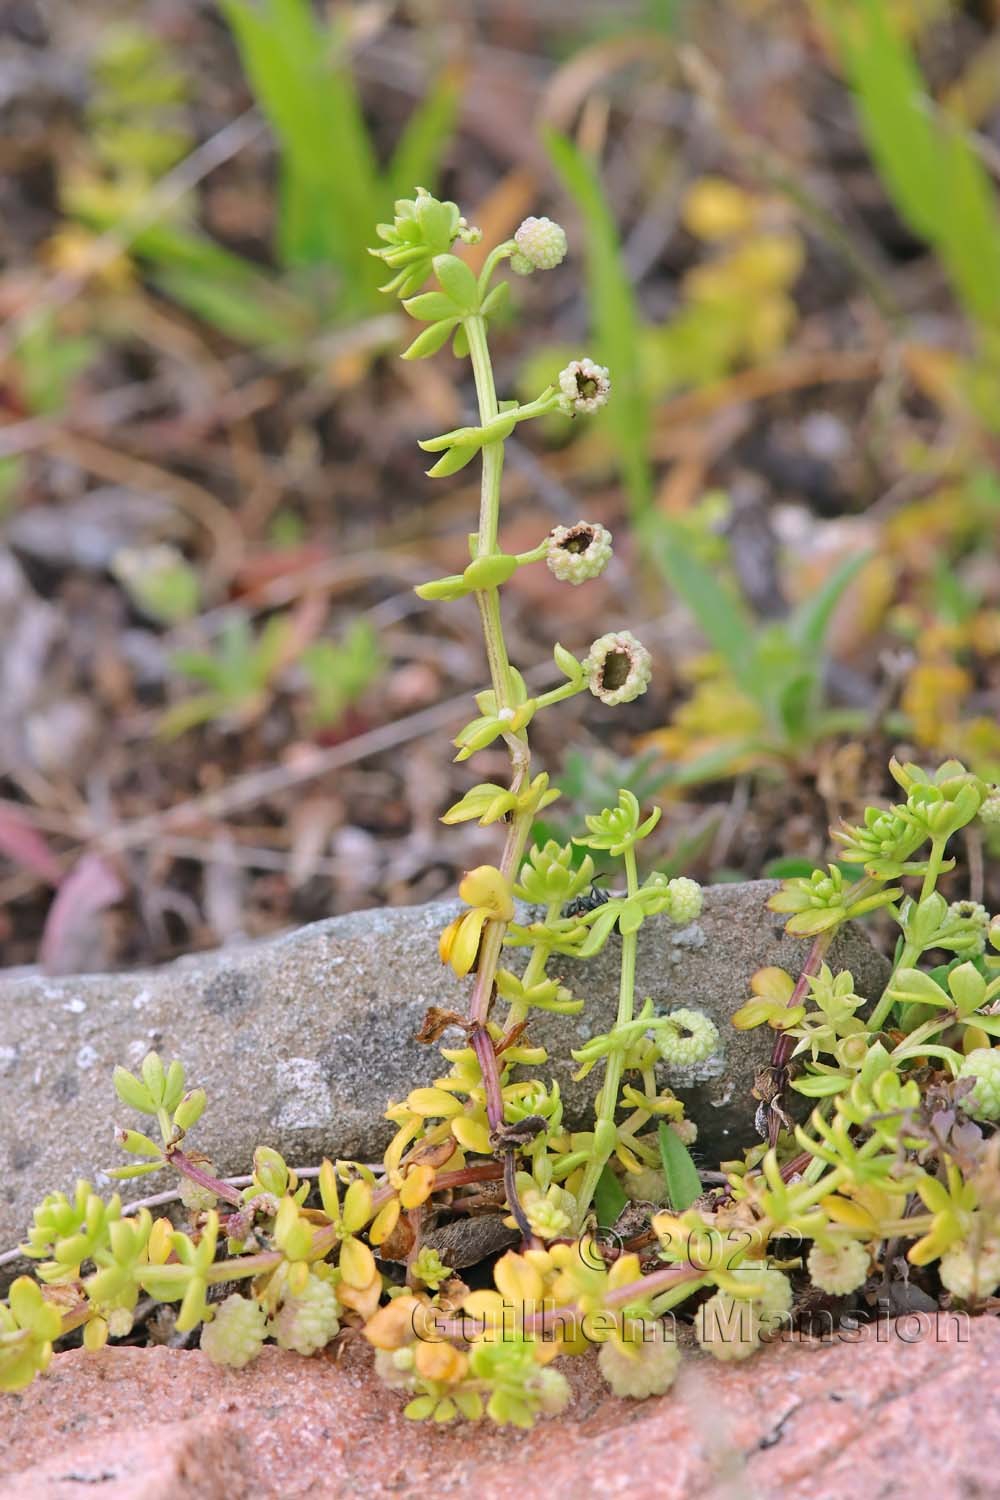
left=0, top=189, right=715, bottom=1410
left=375, top=750, right=1000, bottom=1391
left=9, top=190, right=1000, bottom=1425
left=372, top=187, right=710, bottom=1244
left=718, top=757, right=1000, bottom=1303
left=7, top=765, right=1000, bottom=1415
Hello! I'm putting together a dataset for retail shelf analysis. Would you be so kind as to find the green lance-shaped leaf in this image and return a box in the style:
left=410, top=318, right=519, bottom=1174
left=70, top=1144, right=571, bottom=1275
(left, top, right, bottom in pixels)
left=657, top=1121, right=702, bottom=1211
left=432, top=253, right=480, bottom=314
left=401, top=319, right=460, bottom=360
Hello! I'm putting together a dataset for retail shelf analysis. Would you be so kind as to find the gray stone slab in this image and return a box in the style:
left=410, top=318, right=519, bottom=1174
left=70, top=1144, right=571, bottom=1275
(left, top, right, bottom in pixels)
left=0, top=881, right=889, bottom=1255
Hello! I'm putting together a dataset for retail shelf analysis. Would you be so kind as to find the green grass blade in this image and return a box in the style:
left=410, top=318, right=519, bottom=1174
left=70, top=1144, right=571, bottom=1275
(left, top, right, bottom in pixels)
left=545, top=128, right=653, bottom=515
left=152, top=269, right=305, bottom=346
left=936, top=124, right=1000, bottom=328
left=657, top=1121, right=701, bottom=1211
left=102, top=220, right=311, bottom=345
left=648, top=519, right=762, bottom=692
left=663, top=739, right=772, bottom=789
left=644, top=0, right=686, bottom=33
left=220, top=0, right=380, bottom=292
left=594, top=1163, right=627, bottom=1228
left=789, top=549, right=870, bottom=651
left=776, top=671, right=817, bottom=744
left=817, top=0, right=1000, bottom=332
left=387, top=73, right=460, bottom=205
left=817, top=0, right=944, bottom=242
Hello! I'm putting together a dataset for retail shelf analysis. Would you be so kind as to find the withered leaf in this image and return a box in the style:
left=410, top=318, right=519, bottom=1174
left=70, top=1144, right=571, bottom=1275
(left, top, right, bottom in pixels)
left=416, top=1007, right=469, bottom=1044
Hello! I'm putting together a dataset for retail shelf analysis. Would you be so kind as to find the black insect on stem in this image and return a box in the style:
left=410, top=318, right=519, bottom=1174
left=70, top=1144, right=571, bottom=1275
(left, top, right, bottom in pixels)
left=561, top=880, right=612, bottom=920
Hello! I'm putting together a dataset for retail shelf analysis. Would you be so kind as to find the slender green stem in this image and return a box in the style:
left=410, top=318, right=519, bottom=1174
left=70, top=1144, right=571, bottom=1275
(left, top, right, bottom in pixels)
left=894, top=1014, right=955, bottom=1055
left=458, top=304, right=571, bottom=1258
left=866, top=960, right=912, bottom=1036
left=918, top=841, right=947, bottom=903
left=460, top=308, right=535, bottom=1164
left=476, top=588, right=519, bottom=725
left=514, top=542, right=549, bottom=566
left=574, top=845, right=640, bottom=1226
left=467, top=791, right=533, bottom=1033
left=800, top=1152, right=829, bottom=1188
left=789, top=1165, right=849, bottom=1212
left=504, top=905, right=561, bottom=1032
left=532, top=680, right=586, bottom=714
left=868, top=838, right=947, bottom=1032
left=203, top=1250, right=283, bottom=1283
left=477, top=241, right=516, bottom=298
left=467, top=315, right=502, bottom=554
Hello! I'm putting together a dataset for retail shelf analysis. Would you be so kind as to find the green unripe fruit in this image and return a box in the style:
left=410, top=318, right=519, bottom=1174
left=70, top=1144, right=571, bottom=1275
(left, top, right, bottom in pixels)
left=200, top=1294, right=266, bottom=1368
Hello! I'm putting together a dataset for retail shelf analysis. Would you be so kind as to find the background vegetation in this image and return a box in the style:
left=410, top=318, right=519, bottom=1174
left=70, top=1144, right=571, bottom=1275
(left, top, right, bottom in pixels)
left=2, top=0, right=1000, bottom=972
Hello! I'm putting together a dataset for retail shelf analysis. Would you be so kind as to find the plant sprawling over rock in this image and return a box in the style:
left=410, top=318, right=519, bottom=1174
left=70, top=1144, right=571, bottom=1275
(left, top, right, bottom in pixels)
left=4, top=194, right=1000, bottom=1423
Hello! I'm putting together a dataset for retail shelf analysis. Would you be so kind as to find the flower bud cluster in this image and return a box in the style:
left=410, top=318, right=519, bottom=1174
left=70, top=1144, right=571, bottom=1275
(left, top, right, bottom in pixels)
left=958, top=1048, right=1000, bottom=1121
left=897, top=891, right=992, bottom=960
left=200, top=1294, right=267, bottom=1368
left=598, top=1319, right=681, bottom=1398
left=664, top=876, right=703, bottom=926
left=806, top=1239, right=870, bottom=1295
left=944, top=900, right=991, bottom=957
left=980, top=789, right=1000, bottom=826
left=657, top=1009, right=719, bottom=1068
left=939, top=1239, right=1000, bottom=1301
left=511, top=216, right=568, bottom=273
left=696, top=1265, right=792, bottom=1362
left=267, top=1274, right=340, bottom=1355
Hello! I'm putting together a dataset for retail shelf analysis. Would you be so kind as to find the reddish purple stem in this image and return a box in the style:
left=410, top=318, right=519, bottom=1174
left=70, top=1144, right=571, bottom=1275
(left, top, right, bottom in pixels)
left=169, top=1148, right=244, bottom=1207
left=766, top=931, right=832, bottom=1146
left=471, top=1024, right=505, bottom=1130
left=470, top=1022, right=533, bottom=1243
